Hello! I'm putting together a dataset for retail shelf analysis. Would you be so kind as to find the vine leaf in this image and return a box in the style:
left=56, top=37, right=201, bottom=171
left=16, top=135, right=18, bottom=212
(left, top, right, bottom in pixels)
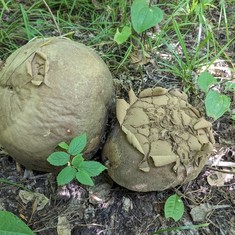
left=205, top=90, right=230, bottom=120
left=131, top=0, right=163, bottom=34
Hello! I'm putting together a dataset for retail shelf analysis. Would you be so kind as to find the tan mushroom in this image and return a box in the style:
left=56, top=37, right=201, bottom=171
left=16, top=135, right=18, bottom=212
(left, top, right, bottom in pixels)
left=102, top=87, right=215, bottom=192
left=0, top=37, right=114, bottom=172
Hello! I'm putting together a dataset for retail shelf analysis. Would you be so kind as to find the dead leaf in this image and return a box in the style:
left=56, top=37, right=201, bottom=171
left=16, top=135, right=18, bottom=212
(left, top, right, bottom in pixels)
left=19, top=190, right=49, bottom=211
left=57, top=216, right=71, bottom=235
left=190, top=203, right=230, bottom=222
left=207, top=172, right=226, bottom=186
left=130, top=49, right=151, bottom=66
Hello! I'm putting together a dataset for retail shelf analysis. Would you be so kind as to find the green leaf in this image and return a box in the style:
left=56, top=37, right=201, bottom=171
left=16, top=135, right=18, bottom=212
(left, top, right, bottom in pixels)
left=76, top=170, right=94, bottom=186
left=47, top=151, right=70, bottom=166
left=131, top=0, right=164, bottom=34
left=205, top=90, right=231, bottom=120
left=58, top=141, right=69, bottom=150
left=164, top=194, right=184, bottom=222
left=72, top=154, right=84, bottom=168
left=57, top=166, right=77, bottom=186
left=114, top=26, right=131, bottom=44
left=78, top=161, right=107, bottom=177
left=197, top=71, right=218, bottom=93
left=68, top=133, right=87, bottom=155
left=0, top=211, right=35, bottom=235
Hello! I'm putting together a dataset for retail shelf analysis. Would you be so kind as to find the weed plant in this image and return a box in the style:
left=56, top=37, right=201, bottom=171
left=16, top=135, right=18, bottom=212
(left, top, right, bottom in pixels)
left=0, top=0, right=234, bottom=112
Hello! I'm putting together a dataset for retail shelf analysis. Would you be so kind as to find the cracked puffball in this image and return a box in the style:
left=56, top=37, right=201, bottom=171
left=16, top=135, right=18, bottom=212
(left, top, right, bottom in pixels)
left=0, top=37, right=114, bottom=172
left=102, top=87, right=215, bottom=192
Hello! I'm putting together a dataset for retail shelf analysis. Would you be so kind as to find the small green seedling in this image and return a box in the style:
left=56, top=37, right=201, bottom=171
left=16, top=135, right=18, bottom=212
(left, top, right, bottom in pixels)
left=114, top=26, right=132, bottom=45
left=197, top=71, right=232, bottom=120
left=149, top=194, right=209, bottom=234
left=164, top=194, right=184, bottom=222
left=47, top=133, right=107, bottom=186
left=114, top=0, right=164, bottom=44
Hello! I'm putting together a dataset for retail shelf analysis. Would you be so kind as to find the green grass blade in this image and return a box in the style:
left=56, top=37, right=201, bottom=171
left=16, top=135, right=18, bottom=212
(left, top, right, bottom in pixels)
left=20, top=4, right=31, bottom=40
left=149, top=223, right=209, bottom=235
left=172, top=19, right=190, bottom=66
left=69, top=0, right=77, bottom=18
left=118, top=43, right=133, bottom=69
left=220, top=0, right=229, bottom=41
left=1, top=0, right=9, bottom=11
left=0, top=178, right=29, bottom=191
left=206, top=38, right=235, bottom=70
left=191, top=32, right=212, bottom=66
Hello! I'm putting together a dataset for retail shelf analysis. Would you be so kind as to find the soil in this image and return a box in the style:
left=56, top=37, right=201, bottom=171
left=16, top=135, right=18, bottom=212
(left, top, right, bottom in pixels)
left=0, top=3, right=235, bottom=235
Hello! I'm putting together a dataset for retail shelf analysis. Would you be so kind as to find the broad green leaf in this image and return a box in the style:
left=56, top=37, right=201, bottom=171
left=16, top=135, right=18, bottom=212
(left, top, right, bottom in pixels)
left=76, top=170, right=94, bottom=186
left=78, top=161, right=107, bottom=177
left=72, top=154, right=84, bottom=167
left=197, top=71, right=218, bottom=93
left=58, top=141, right=69, bottom=150
left=0, top=211, right=35, bottom=235
left=114, top=26, right=131, bottom=44
left=205, top=90, right=231, bottom=120
left=57, top=166, right=77, bottom=186
left=47, top=151, right=70, bottom=166
left=164, top=194, right=184, bottom=222
left=131, top=0, right=164, bottom=34
left=68, top=133, right=87, bottom=155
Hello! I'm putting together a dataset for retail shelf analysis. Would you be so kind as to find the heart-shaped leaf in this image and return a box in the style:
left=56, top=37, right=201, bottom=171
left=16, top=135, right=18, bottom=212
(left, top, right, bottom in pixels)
left=205, top=90, right=230, bottom=120
left=131, top=0, right=164, bottom=34
left=197, top=71, right=218, bottom=93
left=164, top=194, right=184, bottom=222
left=114, top=26, right=131, bottom=44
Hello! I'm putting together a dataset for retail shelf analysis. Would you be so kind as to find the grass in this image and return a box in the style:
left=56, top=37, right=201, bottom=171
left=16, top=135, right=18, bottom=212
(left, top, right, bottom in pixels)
left=0, top=0, right=234, bottom=86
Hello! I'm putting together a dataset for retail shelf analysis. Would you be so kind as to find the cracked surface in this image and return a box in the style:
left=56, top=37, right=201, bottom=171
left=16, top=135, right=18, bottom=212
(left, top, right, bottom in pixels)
left=0, top=37, right=114, bottom=172
left=26, top=51, right=50, bottom=86
left=102, top=87, right=215, bottom=192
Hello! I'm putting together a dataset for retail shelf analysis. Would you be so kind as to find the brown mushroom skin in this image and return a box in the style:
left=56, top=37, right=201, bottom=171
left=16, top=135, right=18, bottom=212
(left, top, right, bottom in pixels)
left=0, top=37, right=114, bottom=172
left=102, top=87, right=214, bottom=192
left=102, top=124, right=209, bottom=192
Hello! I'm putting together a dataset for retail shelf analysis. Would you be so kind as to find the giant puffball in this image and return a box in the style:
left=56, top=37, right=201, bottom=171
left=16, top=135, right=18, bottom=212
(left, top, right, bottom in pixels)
left=0, top=37, right=114, bottom=172
left=102, top=87, right=215, bottom=192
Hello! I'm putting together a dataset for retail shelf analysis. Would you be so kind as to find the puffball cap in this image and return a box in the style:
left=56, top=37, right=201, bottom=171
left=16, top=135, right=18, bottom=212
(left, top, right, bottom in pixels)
left=0, top=37, right=114, bottom=171
left=102, top=87, right=214, bottom=192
